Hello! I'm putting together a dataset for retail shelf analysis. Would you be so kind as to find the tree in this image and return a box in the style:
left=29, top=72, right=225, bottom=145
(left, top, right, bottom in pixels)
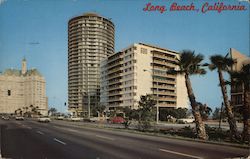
left=209, top=55, right=239, bottom=140
left=197, top=102, right=212, bottom=121
left=123, top=107, right=138, bottom=120
left=31, top=106, right=40, bottom=116
left=169, top=50, right=207, bottom=140
left=230, top=64, right=250, bottom=141
left=213, top=107, right=222, bottom=120
left=91, top=104, right=106, bottom=117
left=160, top=108, right=187, bottom=120
left=137, top=94, right=157, bottom=131
left=48, top=107, right=57, bottom=116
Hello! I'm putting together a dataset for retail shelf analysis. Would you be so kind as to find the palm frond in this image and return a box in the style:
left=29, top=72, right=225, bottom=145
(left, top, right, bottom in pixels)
left=210, top=54, right=234, bottom=71
left=177, top=50, right=205, bottom=76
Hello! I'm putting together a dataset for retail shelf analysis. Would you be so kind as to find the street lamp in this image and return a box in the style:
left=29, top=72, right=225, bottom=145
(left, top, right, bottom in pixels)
left=143, top=69, right=159, bottom=124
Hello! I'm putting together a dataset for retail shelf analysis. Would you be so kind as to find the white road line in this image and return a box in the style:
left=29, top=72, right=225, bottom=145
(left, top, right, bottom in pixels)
left=53, top=126, right=79, bottom=133
left=26, top=126, right=32, bottom=129
left=36, top=131, right=44, bottom=135
left=96, top=135, right=114, bottom=141
left=54, top=138, right=67, bottom=145
left=159, top=148, right=203, bottom=159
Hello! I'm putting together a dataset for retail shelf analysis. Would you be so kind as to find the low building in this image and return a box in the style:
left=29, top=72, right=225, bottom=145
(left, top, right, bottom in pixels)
left=100, top=43, right=188, bottom=111
left=0, top=58, right=48, bottom=115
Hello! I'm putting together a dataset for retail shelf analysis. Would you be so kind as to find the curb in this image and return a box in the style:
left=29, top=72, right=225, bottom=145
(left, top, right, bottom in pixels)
left=71, top=122, right=250, bottom=149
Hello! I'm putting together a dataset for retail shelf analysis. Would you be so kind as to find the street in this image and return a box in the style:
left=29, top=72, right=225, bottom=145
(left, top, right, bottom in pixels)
left=0, top=119, right=249, bottom=159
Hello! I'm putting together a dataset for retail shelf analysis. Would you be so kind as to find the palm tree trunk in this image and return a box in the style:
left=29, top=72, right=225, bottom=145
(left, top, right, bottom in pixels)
left=218, top=69, right=239, bottom=140
left=185, top=73, right=207, bottom=140
left=242, top=83, right=250, bottom=142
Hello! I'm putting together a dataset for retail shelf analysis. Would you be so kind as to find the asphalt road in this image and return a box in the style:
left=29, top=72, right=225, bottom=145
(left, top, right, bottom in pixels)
left=0, top=119, right=249, bottom=159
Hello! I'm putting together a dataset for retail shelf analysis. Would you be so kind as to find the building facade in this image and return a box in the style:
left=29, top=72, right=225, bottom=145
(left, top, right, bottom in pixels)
left=100, top=43, right=188, bottom=111
left=0, top=59, right=48, bottom=115
left=230, top=48, right=250, bottom=108
left=68, top=13, right=115, bottom=116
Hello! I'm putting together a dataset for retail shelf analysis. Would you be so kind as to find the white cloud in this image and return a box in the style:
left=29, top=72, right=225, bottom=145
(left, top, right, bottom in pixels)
left=0, top=0, right=7, bottom=5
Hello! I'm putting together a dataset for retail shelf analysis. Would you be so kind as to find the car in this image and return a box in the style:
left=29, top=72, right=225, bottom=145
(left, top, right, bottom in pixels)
left=177, top=118, right=195, bottom=124
left=38, top=117, right=51, bottom=123
left=15, top=116, right=24, bottom=120
left=89, top=117, right=99, bottom=122
left=68, top=117, right=82, bottom=122
left=2, top=116, right=10, bottom=120
left=56, top=116, right=64, bottom=120
left=110, top=116, right=125, bottom=124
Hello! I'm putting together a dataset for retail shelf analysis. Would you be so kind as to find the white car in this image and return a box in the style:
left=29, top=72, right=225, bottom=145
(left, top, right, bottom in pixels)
left=89, top=117, right=99, bottom=122
left=15, top=116, right=24, bottom=120
left=56, top=116, right=64, bottom=120
left=38, top=117, right=51, bottom=123
left=177, top=118, right=195, bottom=123
left=69, top=117, right=81, bottom=122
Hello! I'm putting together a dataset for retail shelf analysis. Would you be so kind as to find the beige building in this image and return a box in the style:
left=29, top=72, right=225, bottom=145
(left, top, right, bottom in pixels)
left=0, top=58, right=48, bottom=115
left=68, top=13, right=115, bottom=116
left=230, top=48, right=250, bottom=108
left=100, top=43, right=188, bottom=111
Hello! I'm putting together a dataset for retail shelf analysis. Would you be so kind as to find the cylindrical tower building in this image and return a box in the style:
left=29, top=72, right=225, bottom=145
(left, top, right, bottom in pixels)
left=68, top=13, right=115, bottom=116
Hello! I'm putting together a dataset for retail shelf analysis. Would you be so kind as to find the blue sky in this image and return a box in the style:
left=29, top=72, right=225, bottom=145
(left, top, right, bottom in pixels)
left=0, top=0, right=249, bottom=113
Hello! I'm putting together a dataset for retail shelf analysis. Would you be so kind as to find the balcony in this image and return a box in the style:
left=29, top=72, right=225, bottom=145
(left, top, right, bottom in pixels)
left=157, top=97, right=176, bottom=101
left=153, top=53, right=176, bottom=61
left=153, top=72, right=176, bottom=79
left=157, top=103, right=176, bottom=107
left=152, top=84, right=175, bottom=90
left=153, top=90, right=176, bottom=96
left=153, top=78, right=176, bottom=84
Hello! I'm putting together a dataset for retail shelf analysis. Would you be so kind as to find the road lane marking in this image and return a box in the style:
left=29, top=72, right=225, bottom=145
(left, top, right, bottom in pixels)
left=54, top=138, right=67, bottom=145
left=27, top=126, right=32, bottom=129
left=96, top=135, right=114, bottom=141
left=53, top=126, right=80, bottom=133
left=159, top=148, right=203, bottom=159
left=36, top=131, right=44, bottom=135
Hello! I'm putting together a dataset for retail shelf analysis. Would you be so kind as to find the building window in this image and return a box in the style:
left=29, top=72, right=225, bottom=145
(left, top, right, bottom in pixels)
left=8, top=90, right=11, bottom=96
left=141, top=48, right=147, bottom=54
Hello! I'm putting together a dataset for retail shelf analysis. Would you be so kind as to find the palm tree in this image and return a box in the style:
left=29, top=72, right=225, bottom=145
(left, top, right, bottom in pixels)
left=31, top=106, right=39, bottom=115
left=170, top=50, right=207, bottom=140
left=48, top=107, right=57, bottom=116
left=230, top=64, right=250, bottom=141
left=209, top=55, right=239, bottom=140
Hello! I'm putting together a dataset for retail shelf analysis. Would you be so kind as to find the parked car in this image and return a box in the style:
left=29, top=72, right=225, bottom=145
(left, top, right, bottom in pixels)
left=15, top=116, right=24, bottom=120
left=89, top=117, right=99, bottom=122
left=56, top=116, right=64, bottom=120
left=38, top=116, right=51, bottom=123
left=68, top=117, right=81, bottom=122
left=177, top=118, right=195, bottom=124
left=2, top=116, right=10, bottom=120
left=110, top=116, right=125, bottom=124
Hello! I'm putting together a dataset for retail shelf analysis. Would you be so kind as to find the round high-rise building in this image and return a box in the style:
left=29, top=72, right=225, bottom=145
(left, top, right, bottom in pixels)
left=68, top=13, right=115, bottom=116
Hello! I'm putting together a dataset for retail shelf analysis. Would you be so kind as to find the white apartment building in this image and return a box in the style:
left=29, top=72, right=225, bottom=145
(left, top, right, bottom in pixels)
left=0, top=58, right=48, bottom=115
left=100, top=43, right=188, bottom=111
